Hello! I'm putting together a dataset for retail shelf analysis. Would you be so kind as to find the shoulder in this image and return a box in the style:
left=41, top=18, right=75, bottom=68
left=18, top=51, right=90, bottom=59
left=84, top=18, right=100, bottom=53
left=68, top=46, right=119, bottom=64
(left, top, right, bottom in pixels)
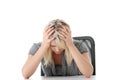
left=28, top=42, right=42, bottom=55
left=73, top=39, right=83, bottom=46
left=32, top=42, right=41, bottom=48
left=72, top=39, right=88, bottom=53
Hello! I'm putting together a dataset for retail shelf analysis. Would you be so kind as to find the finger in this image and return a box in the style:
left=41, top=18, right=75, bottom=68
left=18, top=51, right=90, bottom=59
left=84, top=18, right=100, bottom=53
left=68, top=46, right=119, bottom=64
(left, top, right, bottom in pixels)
left=47, top=29, right=55, bottom=38
left=43, top=27, right=54, bottom=37
left=57, top=32, right=64, bottom=38
left=58, top=27, right=66, bottom=32
left=58, top=31, right=67, bottom=38
left=59, top=36, right=66, bottom=41
left=65, top=27, right=71, bottom=33
left=46, top=27, right=54, bottom=34
left=44, top=25, right=50, bottom=32
left=58, top=28, right=68, bottom=35
left=44, top=24, right=54, bottom=33
left=61, top=26, right=68, bottom=32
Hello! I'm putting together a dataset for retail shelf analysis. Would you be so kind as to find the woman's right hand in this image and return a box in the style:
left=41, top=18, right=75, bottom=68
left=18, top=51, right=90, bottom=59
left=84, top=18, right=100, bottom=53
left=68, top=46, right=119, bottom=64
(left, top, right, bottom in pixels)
left=41, top=24, right=55, bottom=49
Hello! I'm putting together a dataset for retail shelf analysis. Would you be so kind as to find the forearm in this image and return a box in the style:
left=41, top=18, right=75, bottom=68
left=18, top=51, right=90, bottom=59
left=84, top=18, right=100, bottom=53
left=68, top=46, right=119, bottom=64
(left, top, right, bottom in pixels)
left=68, top=44, right=93, bottom=78
left=22, top=45, right=47, bottom=79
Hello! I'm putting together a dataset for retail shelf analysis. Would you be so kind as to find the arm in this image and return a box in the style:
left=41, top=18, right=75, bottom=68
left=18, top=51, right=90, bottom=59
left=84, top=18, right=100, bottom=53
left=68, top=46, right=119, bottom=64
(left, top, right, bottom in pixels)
left=22, top=25, right=55, bottom=79
left=68, top=43, right=93, bottom=78
left=22, top=45, right=47, bottom=79
left=58, top=27, right=93, bottom=78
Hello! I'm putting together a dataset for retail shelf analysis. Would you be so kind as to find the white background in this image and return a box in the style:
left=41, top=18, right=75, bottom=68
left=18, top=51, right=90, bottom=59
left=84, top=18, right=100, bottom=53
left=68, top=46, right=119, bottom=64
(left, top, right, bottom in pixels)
left=0, top=0, right=120, bottom=80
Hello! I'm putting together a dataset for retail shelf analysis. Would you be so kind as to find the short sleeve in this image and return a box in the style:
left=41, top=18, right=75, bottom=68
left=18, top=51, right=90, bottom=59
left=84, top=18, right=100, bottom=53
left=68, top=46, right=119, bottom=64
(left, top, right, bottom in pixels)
left=73, top=40, right=88, bottom=54
left=28, top=42, right=41, bottom=55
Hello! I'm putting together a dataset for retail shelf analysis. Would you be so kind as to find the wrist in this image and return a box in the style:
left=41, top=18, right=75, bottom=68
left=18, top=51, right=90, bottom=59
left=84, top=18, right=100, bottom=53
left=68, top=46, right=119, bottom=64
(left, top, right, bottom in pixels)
left=41, top=43, right=49, bottom=49
left=67, top=42, right=74, bottom=49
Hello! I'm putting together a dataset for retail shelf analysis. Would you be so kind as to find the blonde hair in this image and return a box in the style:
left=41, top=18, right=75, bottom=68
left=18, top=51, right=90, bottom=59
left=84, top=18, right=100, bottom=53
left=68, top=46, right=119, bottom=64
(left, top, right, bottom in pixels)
left=43, top=19, right=73, bottom=66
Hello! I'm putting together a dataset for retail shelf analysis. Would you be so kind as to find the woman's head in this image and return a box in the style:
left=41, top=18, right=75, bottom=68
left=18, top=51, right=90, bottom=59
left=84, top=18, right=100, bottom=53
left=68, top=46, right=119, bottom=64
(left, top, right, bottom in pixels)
left=49, top=19, right=69, bottom=54
left=44, top=19, right=72, bottom=66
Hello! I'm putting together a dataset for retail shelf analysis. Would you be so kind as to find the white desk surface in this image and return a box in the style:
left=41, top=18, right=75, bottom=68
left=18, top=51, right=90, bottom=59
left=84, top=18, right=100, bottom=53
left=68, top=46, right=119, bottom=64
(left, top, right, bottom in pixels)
left=27, top=75, right=96, bottom=80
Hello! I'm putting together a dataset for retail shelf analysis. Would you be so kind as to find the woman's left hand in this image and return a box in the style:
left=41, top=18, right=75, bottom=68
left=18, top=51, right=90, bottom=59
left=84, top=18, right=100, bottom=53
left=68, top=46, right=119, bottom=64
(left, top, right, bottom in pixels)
left=58, top=26, right=74, bottom=47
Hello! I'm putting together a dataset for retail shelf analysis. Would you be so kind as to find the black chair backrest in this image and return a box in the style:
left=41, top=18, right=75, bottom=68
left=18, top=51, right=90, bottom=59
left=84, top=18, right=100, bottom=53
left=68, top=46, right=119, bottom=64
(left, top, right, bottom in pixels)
left=41, top=36, right=96, bottom=76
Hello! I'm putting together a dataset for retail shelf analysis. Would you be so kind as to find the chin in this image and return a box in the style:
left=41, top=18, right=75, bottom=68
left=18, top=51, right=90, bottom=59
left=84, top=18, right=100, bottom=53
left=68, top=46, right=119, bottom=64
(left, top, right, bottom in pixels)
left=54, top=51, right=61, bottom=54
left=56, top=52, right=61, bottom=54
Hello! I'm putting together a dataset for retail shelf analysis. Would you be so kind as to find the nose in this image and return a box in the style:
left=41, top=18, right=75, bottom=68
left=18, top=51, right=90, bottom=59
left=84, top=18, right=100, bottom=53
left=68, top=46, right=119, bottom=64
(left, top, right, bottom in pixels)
left=55, top=47, right=59, bottom=51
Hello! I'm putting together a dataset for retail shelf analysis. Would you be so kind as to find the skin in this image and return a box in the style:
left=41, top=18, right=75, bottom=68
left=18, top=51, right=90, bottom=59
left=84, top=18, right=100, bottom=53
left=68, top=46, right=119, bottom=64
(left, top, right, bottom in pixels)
left=22, top=25, right=93, bottom=79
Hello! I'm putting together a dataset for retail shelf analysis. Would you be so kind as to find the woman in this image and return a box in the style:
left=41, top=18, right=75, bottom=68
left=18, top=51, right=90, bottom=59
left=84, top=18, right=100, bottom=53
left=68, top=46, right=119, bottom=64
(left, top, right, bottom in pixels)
left=22, top=19, right=93, bottom=79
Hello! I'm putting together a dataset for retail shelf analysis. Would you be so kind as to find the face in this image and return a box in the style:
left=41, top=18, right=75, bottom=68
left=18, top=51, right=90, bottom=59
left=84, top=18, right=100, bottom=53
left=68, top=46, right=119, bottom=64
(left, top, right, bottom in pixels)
left=50, top=39, right=63, bottom=54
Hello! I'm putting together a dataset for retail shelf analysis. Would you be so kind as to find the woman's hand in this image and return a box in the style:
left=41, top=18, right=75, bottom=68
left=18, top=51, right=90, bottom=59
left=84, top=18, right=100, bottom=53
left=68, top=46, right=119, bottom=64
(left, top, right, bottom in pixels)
left=41, top=25, right=55, bottom=48
left=58, top=26, right=74, bottom=47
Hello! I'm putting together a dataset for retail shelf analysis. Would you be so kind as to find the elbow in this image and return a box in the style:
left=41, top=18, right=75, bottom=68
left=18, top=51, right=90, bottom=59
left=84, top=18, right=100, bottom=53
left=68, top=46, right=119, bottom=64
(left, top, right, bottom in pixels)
left=22, top=68, right=30, bottom=79
left=84, top=73, right=92, bottom=78
left=83, top=67, right=94, bottom=78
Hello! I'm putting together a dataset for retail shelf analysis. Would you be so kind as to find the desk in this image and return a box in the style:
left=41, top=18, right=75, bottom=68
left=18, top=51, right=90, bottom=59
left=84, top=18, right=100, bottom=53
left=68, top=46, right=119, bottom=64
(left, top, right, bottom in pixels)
left=28, top=76, right=95, bottom=80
